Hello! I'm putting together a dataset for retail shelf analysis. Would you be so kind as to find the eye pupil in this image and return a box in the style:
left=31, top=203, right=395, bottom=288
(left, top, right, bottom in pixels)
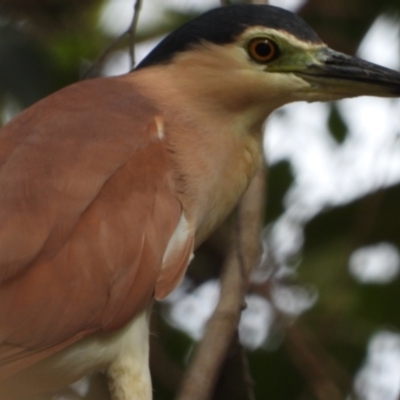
left=255, top=42, right=272, bottom=57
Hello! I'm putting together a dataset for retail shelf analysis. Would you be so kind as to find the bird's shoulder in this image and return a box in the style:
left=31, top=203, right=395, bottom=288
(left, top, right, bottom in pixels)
left=0, top=75, right=166, bottom=282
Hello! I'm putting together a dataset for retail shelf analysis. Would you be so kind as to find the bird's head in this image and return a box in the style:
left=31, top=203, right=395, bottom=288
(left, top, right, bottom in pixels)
left=135, top=5, right=400, bottom=124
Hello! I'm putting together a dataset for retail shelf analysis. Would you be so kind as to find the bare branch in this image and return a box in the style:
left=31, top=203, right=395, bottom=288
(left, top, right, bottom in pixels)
left=82, top=35, right=124, bottom=80
left=285, top=323, right=344, bottom=400
left=128, top=0, right=143, bottom=70
left=82, top=0, right=142, bottom=79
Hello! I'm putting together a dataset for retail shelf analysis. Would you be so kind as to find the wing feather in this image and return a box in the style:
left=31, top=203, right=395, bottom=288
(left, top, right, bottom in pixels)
left=0, top=76, right=193, bottom=378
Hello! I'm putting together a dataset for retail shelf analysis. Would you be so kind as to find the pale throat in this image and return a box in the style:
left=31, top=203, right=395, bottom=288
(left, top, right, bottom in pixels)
left=161, top=99, right=264, bottom=243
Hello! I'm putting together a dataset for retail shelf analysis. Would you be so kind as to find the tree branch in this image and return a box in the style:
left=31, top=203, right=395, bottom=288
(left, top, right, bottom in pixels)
left=82, top=0, right=142, bottom=79
left=128, top=0, right=142, bottom=70
left=284, top=323, right=344, bottom=400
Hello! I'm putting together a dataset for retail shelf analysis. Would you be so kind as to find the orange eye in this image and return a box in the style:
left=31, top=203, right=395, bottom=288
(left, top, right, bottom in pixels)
left=248, top=38, right=278, bottom=63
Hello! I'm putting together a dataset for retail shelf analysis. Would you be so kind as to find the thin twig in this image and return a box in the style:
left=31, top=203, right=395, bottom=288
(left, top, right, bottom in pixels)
left=82, top=0, right=142, bottom=79
left=176, top=163, right=266, bottom=400
left=285, top=323, right=344, bottom=400
left=128, top=0, right=143, bottom=70
left=240, top=346, right=256, bottom=400
left=82, top=35, right=124, bottom=79
left=251, top=260, right=356, bottom=400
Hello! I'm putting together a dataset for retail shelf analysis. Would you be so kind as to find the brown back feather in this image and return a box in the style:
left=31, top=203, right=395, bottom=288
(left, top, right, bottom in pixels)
left=0, top=76, right=184, bottom=378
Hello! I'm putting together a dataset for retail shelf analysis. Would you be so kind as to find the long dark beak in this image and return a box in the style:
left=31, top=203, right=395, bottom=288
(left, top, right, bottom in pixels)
left=297, top=47, right=400, bottom=97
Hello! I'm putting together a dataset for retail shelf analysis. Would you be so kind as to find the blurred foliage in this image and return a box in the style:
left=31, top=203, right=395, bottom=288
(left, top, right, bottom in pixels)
left=1, top=0, right=400, bottom=399
left=299, top=0, right=400, bottom=54
left=0, top=25, right=55, bottom=107
left=328, top=104, right=348, bottom=143
left=265, top=161, right=294, bottom=221
left=0, top=0, right=106, bottom=109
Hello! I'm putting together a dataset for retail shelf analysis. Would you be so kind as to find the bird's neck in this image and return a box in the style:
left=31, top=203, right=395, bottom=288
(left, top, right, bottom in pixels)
left=125, top=66, right=266, bottom=244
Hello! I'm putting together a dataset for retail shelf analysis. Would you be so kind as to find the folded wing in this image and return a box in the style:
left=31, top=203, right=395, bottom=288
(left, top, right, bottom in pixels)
left=0, top=76, right=193, bottom=378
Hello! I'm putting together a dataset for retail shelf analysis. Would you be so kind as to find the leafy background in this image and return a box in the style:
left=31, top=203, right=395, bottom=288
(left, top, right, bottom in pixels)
left=1, top=0, right=400, bottom=399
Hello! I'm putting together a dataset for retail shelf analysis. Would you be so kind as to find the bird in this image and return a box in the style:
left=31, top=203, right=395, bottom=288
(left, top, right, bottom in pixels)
left=0, top=4, right=400, bottom=400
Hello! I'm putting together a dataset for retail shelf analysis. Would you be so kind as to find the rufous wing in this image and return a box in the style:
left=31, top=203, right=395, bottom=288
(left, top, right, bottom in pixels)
left=0, top=76, right=193, bottom=378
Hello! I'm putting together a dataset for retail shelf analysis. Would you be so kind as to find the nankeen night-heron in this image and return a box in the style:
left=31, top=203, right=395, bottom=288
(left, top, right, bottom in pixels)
left=0, top=4, right=400, bottom=400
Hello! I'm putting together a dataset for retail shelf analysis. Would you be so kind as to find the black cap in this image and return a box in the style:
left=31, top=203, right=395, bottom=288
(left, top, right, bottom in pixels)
left=136, top=5, right=322, bottom=70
